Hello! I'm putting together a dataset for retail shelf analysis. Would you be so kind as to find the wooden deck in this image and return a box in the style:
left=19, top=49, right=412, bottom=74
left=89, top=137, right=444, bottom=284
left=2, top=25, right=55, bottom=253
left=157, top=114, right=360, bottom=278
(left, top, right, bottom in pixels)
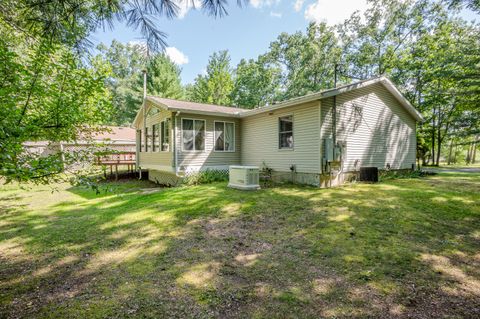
left=95, top=152, right=136, bottom=180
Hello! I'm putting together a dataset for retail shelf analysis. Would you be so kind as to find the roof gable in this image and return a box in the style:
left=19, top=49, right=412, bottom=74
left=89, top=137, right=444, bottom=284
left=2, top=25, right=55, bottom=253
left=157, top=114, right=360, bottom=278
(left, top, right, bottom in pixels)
left=241, top=77, right=423, bottom=121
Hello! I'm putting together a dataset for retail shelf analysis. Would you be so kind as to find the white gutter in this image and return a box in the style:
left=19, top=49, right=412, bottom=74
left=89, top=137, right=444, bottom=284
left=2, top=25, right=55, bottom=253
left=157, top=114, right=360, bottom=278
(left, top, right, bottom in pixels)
left=167, top=107, right=243, bottom=118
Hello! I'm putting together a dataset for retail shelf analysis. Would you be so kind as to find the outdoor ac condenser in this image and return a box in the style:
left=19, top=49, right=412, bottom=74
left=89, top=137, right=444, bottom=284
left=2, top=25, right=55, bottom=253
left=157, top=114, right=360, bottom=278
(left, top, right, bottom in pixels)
left=228, top=166, right=260, bottom=190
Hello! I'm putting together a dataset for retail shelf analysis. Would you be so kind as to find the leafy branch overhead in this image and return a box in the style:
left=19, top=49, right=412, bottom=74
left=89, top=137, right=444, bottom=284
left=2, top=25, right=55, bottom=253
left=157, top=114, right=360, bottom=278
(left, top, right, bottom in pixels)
left=0, top=0, right=245, bottom=51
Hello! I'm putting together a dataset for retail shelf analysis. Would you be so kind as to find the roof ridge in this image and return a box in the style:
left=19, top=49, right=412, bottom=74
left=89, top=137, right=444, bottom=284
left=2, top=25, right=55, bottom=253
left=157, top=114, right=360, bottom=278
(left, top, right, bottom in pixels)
left=148, top=96, right=244, bottom=110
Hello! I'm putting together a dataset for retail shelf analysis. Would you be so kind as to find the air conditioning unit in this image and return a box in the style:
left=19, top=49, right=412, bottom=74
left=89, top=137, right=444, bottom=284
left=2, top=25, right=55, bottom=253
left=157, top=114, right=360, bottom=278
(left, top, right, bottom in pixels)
left=228, top=166, right=260, bottom=190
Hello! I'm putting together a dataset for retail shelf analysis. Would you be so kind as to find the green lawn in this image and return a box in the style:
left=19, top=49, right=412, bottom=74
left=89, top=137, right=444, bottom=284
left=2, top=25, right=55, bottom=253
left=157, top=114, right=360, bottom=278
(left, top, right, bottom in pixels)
left=1, top=173, right=479, bottom=318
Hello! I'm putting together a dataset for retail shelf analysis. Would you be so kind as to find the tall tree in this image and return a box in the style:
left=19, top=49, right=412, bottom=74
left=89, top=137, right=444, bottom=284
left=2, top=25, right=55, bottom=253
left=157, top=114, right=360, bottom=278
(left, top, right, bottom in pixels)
left=96, top=41, right=146, bottom=125
left=0, top=22, right=112, bottom=183
left=231, top=55, right=282, bottom=108
left=188, top=50, right=234, bottom=105
left=144, top=54, right=185, bottom=100
left=266, top=22, right=341, bottom=100
left=96, top=41, right=185, bottom=125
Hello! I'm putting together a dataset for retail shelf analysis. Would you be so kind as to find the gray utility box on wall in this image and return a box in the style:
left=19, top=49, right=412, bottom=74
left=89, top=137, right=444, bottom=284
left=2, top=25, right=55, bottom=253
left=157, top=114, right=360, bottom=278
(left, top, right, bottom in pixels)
left=228, top=166, right=260, bottom=190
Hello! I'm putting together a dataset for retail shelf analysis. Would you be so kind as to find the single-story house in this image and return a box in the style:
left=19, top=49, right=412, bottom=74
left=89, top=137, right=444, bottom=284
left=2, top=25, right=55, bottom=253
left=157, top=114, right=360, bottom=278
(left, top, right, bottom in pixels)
left=132, top=77, right=423, bottom=187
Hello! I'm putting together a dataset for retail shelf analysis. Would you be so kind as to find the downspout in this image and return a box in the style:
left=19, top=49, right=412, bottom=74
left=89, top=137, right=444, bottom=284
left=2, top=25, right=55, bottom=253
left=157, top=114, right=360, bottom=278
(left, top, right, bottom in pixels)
left=333, top=64, right=338, bottom=152
left=330, top=64, right=339, bottom=188
left=174, top=111, right=181, bottom=176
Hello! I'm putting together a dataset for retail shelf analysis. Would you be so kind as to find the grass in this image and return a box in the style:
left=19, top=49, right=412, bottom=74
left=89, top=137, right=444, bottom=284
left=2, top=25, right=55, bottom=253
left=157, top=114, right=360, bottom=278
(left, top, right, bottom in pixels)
left=0, top=172, right=479, bottom=318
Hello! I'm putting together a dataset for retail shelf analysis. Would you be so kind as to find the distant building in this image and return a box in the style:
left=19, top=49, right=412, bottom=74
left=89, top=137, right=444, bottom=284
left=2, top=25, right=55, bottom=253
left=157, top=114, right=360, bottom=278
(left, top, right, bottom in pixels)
left=24, top=126, right=136, bottom=157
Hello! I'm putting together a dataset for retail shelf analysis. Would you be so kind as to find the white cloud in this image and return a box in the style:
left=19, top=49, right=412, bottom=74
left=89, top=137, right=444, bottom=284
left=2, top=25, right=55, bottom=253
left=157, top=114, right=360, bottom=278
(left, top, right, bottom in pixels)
left=177, top=0, right=202, bottom=19
left=270, top=11, right=282, bottom=18
left=294, top=0, right=304, bottom=12
left=250, top=0, right=280, bottom=9
left=165, top=47, right=189, bottom=65
left=304, top=0, right=368, bottom=25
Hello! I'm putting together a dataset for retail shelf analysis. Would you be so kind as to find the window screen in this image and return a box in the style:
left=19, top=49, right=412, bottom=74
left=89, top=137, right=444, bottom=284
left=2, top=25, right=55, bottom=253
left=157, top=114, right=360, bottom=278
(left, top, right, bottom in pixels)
left=215, top=122, right=234, bottom=151
left=182, top=119, right=205, bottom=151
left=279, top=115, right=293, bottom=149
left=161, top=120, right=170, bottom=151
left=152, top=124, right=160, bottom=152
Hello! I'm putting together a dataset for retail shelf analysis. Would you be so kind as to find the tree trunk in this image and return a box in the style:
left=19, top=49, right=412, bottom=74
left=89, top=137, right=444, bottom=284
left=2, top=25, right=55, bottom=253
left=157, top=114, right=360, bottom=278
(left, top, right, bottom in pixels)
left=453, top=144, right=458, bottom=163
left=436, top=125, right=442, bottom=166
left=472, top=137, right=478, bottom=164
left=431, top=107, right=436, bottom=166
left=466, top=143, right=473, bottom=164
left=448, top=139, right=453, bottom=165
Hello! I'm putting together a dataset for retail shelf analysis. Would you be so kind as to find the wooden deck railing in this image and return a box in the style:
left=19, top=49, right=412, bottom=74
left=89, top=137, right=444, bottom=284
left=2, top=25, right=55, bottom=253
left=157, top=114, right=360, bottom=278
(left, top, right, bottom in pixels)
left=95, top=151, right=136, bottom=179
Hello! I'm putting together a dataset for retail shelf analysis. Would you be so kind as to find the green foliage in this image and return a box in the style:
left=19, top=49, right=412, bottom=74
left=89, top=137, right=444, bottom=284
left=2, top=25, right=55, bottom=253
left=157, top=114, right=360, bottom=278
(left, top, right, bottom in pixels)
left=0, top=22, right=112, bottom=184
left=187, top=50, right=234, bottom=105
left=379, top=169, right=436, bottom=181
left=266, top=22, right=341, bottom=100
left=231, top=56, right=282, bottom=108
left=95, top=41, right=146, bottom=125
left=0, top=0, right=236, bottom=51
left=144, top=54, right=185, bottom=100
left=182, top=170, right=229, bottom=185
left=95, top=41, right=185, bottom=125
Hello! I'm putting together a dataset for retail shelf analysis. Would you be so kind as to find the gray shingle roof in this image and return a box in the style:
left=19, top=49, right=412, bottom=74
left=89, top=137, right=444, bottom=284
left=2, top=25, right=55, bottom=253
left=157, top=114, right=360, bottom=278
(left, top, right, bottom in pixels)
left=147, top=96, right=247, bottom=116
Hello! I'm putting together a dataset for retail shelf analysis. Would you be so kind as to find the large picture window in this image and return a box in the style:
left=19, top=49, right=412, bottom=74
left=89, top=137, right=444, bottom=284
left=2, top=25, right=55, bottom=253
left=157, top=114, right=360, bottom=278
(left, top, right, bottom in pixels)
left=182, top=119, right=205, bottom=151
left=152, top=124, right=160, bottom=152
left=214, top=121, right=235, bottom=152
left=161, top=120, right=170, bottom=151
left=279, top=115, right=293, bottom=149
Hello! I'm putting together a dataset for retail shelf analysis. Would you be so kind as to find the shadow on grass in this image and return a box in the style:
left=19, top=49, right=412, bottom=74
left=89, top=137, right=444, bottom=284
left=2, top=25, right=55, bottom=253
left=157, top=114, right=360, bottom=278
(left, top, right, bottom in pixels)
left=0, top=175, right=479, bottom=318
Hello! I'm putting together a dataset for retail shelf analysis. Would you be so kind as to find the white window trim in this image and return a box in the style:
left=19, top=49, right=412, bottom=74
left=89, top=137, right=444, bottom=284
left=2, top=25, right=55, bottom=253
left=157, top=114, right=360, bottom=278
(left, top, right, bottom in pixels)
left=213, top=121, right=236, bottom=153
left=181, top=118, right=206, bottom=152
left=278, top=114, right=294, bottom=150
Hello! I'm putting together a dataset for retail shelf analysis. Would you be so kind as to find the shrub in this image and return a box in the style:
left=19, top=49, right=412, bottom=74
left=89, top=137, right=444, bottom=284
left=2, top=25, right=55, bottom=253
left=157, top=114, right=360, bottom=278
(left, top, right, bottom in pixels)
left=182, top=169, right=229, bottom=185
left=379, top=169, right=436, bottom=181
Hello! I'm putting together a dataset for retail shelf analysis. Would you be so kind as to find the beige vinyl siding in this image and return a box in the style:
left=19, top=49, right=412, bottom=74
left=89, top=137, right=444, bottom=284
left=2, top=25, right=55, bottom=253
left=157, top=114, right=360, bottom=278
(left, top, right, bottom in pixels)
left=321, top=83, right=416, bottom=171
left=138, top=103, right=174, bottom=169
left=175, top=113, right=241, bottom=170
left=241, top=101, right=321, bottom=173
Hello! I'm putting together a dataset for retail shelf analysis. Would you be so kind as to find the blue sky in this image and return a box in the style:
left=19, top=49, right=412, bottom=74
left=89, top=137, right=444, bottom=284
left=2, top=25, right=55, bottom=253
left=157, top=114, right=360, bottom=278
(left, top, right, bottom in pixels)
left=92, top=0, right=478, bottom=85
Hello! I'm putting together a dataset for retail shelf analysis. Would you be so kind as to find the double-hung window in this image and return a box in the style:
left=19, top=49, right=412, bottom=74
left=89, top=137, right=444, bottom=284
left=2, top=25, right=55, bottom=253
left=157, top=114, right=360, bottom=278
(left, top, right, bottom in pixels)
left=214, top=121, right=235, bottom=152
left=182, top=119, right=205, bottom=151
left=279, top=115, right=293, bottom=149
left=152, top=124, right=160, bottom=152
left=138, top=130, right=142, bottom=152
left=144, top=127, right=150, bottom=152
left=161, top=120, right=170, bottom=151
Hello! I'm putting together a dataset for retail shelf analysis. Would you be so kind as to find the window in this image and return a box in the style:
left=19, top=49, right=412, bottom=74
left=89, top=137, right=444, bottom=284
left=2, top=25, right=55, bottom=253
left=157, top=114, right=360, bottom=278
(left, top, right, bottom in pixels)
left=182, top=119, right=205, bottom=151
left=152, top=124, right=160, bottom=152
left=161, top=120, right=170, bottom=151
left=145, top=127, right=150, bottom=152
left=279, top=115, right=293, bottom=149
left=137, top=130, right=142, bottom=152
left=214, top=121, right=235, bottom=152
